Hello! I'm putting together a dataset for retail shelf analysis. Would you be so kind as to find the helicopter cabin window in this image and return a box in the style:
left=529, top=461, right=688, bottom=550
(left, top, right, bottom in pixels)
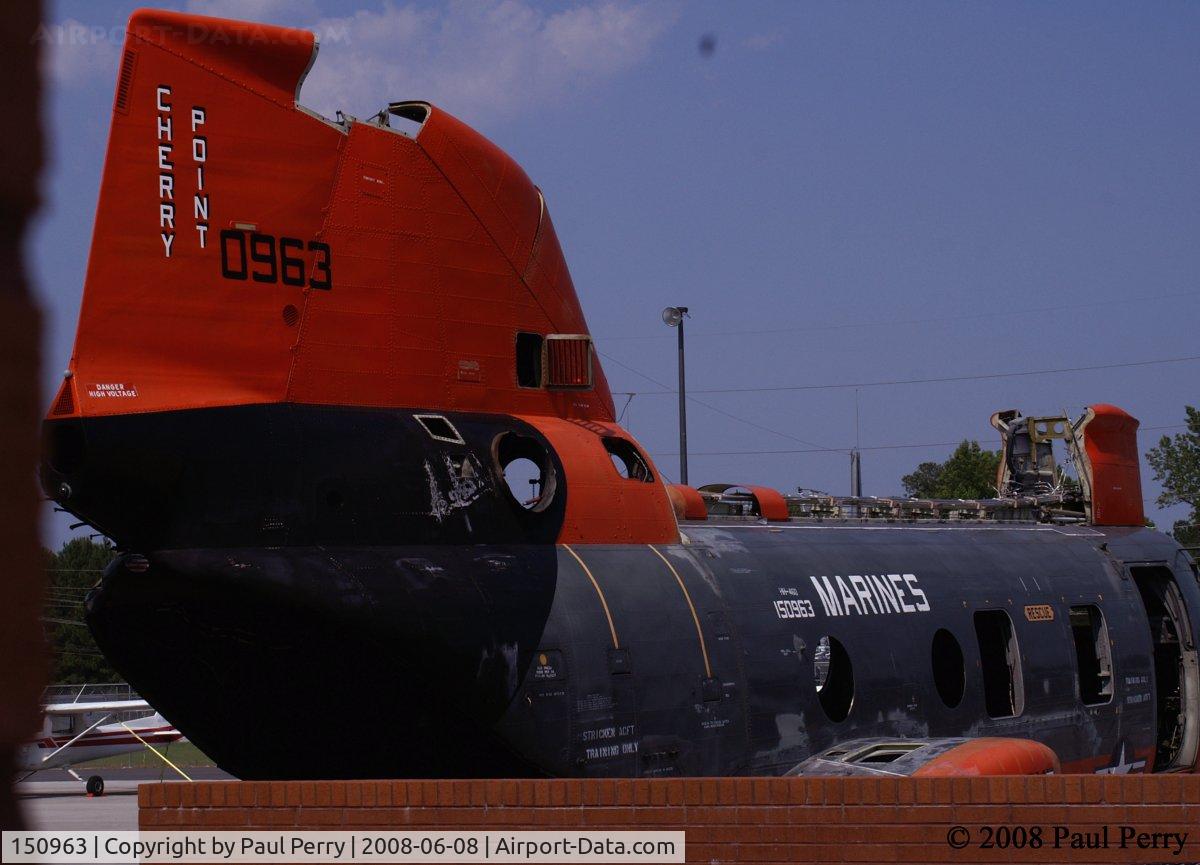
left=604, top=437, right=654, bottom=482
left=1070, top=605, right=1113, bottom=705
left=516, top=332, right=544, bottom=388
left=974, top=610, right=1024, bottom=718
left=931, top=628, right=966, bottom=709
left=813, top=635, right=854, bottom=722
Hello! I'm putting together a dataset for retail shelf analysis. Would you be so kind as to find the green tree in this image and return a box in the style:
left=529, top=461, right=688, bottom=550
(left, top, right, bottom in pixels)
left=1146, top=406, right=1200, bottom=547
left=44, top=537, right=119, bottom=683
left=902, top=440, right=1001, bottom=500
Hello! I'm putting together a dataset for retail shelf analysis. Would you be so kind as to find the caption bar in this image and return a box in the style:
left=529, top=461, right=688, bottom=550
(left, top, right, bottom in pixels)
left=2, top=831, right=685, bottom=864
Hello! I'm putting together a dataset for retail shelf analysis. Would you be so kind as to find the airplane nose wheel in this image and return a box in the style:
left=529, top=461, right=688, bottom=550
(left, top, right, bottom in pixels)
left=85, top=775, right=105, bottom=797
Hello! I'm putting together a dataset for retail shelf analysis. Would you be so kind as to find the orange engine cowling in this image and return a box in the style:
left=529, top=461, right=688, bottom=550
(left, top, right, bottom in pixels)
left=912, top=737, right=1061, bottom=777
left=788, top=737, right=1061, bottom=777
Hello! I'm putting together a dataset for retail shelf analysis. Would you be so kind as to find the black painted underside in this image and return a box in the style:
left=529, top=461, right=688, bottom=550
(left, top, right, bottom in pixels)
left=42, top=404, right=1200, bottom=779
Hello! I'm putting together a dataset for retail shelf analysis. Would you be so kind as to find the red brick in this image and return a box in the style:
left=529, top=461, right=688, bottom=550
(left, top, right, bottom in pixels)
left=1040, top=775, right=1062, bottom=801
left=614, top=780, right=634, bottom=806
left=314, top=782, right=332, bottom=807
left=153, top=809, right=185, bottom=826
left=1158, top=774, right=1183, bottom=803
left=140, top=775, right=1200, bottom=864
left=374, top=781, right=392, bottom=807
left=201, top=809, right=245, bottom=828
left=628, top=777, right=648, bottom=806
left=361, top=782, right=378, bottom=807
left=650, top=782, right=668, bottom=806
left=484, top=780, right=503, bottom=806
left=822, top=779, right=844, bottom=805
left=953, top=804, right=1011, bottom=823
left=1130, top=803, right=1189, bottom=821
left=986, top=776, right=1006, bottom=803
left=265, top=807, right=297, bottom=826
left=667, top=781, right=686, bottom=806
left=1020, top=803, right=1070, bottom=823
left=564, top=779, right=584, bottom=805
left=905, top=804, right=956, bottom=822
left=632, top=806, right=683, bottom=825
left=746, top=778, right=768, bottom=805
left=580, top=806, right=632, bottom=826
left=467, top=780, right=484, bottom=806
left=784, top=805, right=840, bottom=824
left=345, top=807, right=406, bottom=826
left=1063, top=774, right=1084, bottom=803
left=846, top=805, right=904, bottom=823
left=296, top=807, right=343, bottom=827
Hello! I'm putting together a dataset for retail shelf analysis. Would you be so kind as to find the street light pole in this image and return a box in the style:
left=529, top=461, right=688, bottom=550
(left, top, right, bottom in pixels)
left=662, top=306, right=690, bottom=485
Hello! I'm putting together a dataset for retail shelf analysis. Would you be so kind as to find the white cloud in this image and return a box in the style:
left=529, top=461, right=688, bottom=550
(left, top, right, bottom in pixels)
left=184, top=0, right=321, bottom=23
left=297, top=1, right=679, bottom=124
left=37, top=2, right=677, bottom=121
left=35, top=18, right=122, bottom=87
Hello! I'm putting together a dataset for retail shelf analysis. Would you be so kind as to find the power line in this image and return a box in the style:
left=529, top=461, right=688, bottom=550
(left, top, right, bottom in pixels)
left=649, top=422, right=1190, bottom=458
left=618, top=354, right=1200, bottom=396
left=602, top=344, right=1195, bottom=457
left=594, top=289, right=1200, bottom=342
left=599, top=350, right=846, bottom=453
left=652, top=440, right=962, bottom=457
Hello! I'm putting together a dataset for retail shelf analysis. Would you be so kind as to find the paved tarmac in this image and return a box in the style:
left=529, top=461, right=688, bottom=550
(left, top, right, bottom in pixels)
left=14, top=768, right=233, bottom=831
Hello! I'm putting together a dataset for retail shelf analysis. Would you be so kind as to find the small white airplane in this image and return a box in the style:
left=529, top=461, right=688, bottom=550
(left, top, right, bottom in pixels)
left=17, top=696, right=188, bottom=795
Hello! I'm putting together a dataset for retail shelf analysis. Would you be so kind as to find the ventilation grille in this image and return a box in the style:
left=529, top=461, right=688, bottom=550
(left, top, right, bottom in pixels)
left=544, top=335, right=593, bottom=389
left=51, top=378, right=75, bottom=416
left=114, top=50, right=137, bottom=114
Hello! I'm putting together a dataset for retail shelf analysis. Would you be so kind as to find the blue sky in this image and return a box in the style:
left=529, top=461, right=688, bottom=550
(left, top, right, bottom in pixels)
left=34, top=1, right=1199, bottom=547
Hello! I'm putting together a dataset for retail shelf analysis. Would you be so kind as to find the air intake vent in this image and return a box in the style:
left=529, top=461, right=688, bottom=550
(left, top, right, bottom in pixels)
left=114, top=50, right=137, bottom=114
left=544, top=335, right=593, bottom=389
left=50, top=378, right=75, bottom=416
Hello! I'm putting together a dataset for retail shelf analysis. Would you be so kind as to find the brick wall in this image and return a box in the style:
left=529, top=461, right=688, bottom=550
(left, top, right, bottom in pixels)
left=140, top=776, right=1200, bottom=863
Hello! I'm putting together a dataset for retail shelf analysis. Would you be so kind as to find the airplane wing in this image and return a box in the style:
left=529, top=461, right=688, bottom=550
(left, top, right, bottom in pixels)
left=42, top=699, right=150, bottom=715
